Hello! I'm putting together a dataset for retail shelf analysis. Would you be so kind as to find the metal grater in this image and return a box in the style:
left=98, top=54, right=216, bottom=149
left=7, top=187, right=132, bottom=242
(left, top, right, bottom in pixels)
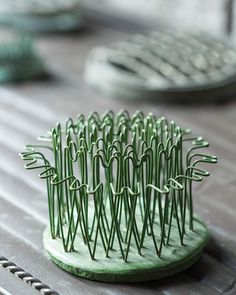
left=85, top=29, right=236, bottom=101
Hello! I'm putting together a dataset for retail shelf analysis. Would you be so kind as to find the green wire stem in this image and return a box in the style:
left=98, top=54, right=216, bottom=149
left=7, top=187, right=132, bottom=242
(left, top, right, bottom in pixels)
left=21, top=110, right=217, bottom=263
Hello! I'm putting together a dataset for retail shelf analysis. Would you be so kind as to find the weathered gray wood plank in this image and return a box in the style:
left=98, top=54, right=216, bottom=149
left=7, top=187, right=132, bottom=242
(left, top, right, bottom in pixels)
left=0, top=20, right=235, bottom=295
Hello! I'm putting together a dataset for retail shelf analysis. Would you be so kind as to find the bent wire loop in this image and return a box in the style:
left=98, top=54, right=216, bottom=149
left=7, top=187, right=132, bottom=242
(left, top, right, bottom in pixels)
left=20, top=110, right=217, bottom=262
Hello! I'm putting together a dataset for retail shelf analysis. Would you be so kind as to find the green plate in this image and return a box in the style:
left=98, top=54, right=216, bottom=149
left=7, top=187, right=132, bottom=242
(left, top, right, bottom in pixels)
left=43, top=215, right=209, bottom=283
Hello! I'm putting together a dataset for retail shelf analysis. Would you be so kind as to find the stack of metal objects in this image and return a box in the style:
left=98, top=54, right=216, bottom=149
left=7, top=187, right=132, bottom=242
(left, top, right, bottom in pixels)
left=85, top=28, right=236, bottom=101
left=0, top=29, right=45, bottom=82
left=0, top=0, right=83, bottom=33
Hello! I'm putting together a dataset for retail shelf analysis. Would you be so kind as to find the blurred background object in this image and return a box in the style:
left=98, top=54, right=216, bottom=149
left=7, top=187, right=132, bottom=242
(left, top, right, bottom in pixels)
left=85, top=29, right=236, bottom=101
left=0, top=0, right=83, bottom=33
left=0, top=1, right=236, bottom=295
left=0, top=29, right=45, bottom=82
left=81, top=0, right=233, bottom=36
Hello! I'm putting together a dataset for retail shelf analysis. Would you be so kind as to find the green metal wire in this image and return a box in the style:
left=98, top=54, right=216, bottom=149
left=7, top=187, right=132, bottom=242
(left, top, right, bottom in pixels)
left=21, top=110, right=217, bottom=262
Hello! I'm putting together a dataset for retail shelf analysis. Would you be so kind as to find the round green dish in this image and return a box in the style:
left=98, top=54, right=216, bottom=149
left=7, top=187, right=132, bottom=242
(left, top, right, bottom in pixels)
left=43, top=215, right=208, bottom=283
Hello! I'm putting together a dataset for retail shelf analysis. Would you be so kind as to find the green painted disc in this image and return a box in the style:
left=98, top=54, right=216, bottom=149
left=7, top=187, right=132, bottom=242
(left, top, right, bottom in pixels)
left=43, top=215, right=209, bottom=283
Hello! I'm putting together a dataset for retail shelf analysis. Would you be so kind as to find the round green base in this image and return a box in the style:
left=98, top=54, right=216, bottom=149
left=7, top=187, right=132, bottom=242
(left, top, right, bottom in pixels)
left=43, top=216, right=209, bottom=283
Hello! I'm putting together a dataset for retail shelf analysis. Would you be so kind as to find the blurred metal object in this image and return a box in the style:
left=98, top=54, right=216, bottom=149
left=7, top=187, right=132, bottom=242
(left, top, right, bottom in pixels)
left=0, top=255, right=59, bottom=295
left=85, top=28, right=236, bottom=101
left=0, top=29, right=46, bottom=82
left=0, top=0, right=83, bottom=33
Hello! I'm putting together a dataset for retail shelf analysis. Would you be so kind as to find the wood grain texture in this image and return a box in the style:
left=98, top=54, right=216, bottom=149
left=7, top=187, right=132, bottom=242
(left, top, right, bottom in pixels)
left=0, top=22, right=235, bottom=294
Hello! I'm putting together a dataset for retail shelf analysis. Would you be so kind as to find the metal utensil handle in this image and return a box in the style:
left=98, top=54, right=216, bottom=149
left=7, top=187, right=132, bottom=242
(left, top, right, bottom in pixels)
left=0, top=256, right=59, bottom=295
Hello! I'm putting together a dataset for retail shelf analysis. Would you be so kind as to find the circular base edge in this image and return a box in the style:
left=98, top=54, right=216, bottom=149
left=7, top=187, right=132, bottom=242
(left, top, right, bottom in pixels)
left=43, top=219, right=209, bottom=283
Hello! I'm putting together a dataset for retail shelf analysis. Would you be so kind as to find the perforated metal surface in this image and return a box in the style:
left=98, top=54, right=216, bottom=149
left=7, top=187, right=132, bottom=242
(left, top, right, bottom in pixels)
left=0, top=29, right=45, bottom=82
left=86, top=29, right=236, bottom=100
left=0, top=23, right=235, bottom=295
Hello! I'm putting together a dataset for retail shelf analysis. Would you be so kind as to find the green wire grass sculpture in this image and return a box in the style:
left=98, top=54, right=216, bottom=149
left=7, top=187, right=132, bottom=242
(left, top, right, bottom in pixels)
left=0, top=29, right=45, bottom=82
left=21, top=111, right=217, bottom=282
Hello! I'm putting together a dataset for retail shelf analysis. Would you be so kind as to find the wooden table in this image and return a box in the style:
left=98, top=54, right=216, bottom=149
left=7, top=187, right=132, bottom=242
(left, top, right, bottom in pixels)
left=0, top=21, right=236, bottom=295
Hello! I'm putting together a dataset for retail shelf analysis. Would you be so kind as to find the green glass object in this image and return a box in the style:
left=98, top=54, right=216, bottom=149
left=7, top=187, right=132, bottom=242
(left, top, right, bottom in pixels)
left=0, top=0, right=83, bottom=33
left=85, top=29, right=236, bottom=101
left=21, top=111, right=217, bottom=282
left=0, top=30, right=45, bottom=82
